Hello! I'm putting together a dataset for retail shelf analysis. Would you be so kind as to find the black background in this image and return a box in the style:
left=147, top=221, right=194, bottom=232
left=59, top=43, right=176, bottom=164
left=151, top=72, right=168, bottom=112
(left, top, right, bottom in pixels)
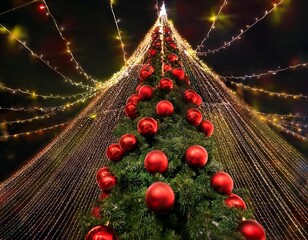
left=0, top=0, right=307, bottom=180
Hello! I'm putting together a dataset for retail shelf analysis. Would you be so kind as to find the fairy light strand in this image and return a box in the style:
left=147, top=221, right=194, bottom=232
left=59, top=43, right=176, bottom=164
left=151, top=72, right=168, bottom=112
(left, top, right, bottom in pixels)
left=0, top=23, right=94, bottom=90
left=42, top=0, right=99, bottom=85
left=197, top=0, right=284, bottom=56
left=109, top=0, right=127, bottom=63
left=195, top=0, right=228, bottom=52
left=0, top=0, right=39, bottom=17
left=225, top=80, right=308, bottom=99
left=220, top=62, right=308, bottom=80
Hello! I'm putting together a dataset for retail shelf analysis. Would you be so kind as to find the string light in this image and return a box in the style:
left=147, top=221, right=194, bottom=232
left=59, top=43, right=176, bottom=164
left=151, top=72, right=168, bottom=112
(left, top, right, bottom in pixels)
left=220, top=62, right=308, bottom=80
left=109, top=0, right=127, bottom=63
left=197, top=0, right=284, bottom=56
left=41, top=0, right=99, bottom=85
left=0, top=0, right=39, bottom=17
left=2, top=113, right=54, bottom=125
left=0, top=84, right=93, bottom=100
left=0, top=120, right=71, bottom=140
left=0, top=23, right=94, bottom=90
left=195, top=0, right=228, bottom=52
left=225, top=80, right=308, bottom=99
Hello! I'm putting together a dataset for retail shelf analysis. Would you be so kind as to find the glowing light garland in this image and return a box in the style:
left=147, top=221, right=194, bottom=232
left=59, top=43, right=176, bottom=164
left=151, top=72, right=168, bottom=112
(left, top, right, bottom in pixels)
left=109, top=0, right=127, bottom=63
left=0, top=0, right=39, bottom=16
left=2, top=112, right=54, bottom=125
left=220, top=62, right=308, bottom=80
left=226, top=80, right=308, bottom=99
left=197, top=0, right=284, bottom=56
left=0, top=23, right=94, bottom=90
left=195, top=0, right=228, bottom=52
left=42, top=0, right=99, bottom=85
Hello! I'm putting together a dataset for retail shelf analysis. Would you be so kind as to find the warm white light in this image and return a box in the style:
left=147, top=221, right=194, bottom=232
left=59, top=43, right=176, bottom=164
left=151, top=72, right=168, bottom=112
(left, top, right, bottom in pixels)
left=159, top=2, right=167, bottom=16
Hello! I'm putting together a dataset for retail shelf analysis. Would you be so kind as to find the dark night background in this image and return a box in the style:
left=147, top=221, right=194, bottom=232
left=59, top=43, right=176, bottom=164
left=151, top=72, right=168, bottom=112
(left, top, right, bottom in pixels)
left=0, top=0, right=307, bottom=181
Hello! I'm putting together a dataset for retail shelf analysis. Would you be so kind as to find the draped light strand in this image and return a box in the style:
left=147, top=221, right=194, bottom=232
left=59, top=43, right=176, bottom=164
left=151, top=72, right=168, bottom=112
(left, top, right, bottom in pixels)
left=0, top=0, right=39, bottom=17
left=42, top=0, right=99, bottom=85
left=197, top=0, right=284, bottom=56
left=195, top=0, right=228, bottom=52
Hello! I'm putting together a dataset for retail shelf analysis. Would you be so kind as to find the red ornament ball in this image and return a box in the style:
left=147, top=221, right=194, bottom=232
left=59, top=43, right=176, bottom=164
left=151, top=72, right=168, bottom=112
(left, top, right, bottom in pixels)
left=85, top=226, right=118, bottom=240
left=168, top=53, right=178, bottom=63
left=158, top=78, right=173, bottom=92
left=138, top=85, right=153, bottom=101
left=149, top=49, right=157, bottom=56
left=124, top=103, right=138, bottom=119
left=172, top=68, right=185, bottom=80
left=144, top=150, right=168, bottom=174
left=183, top=89, right=197, bottom=103
left=163, top=63, right=172, bottom=72
left=199, top=120, right=214, bottom=137
left=142, top=64, right=154, bottom=73
left=136, top=84, right=142, bottom=92
left=145, top=182, right=175, bottom=213
left=169, top=43, right=177, bottom=49
left=195, top=94, right=202, bottom=106
left=183, top=75, right=191, bottom=85
left=99, top=191, right=109, bottom=201
left=225, top=193, right=247, bottom=210
left=119, top=134, right=138, bottom=152
left=96, top=167, right=111, bottom=186
left=139, top=69, right=152, bottom=81
left=91, top=206, right=101, bottom=219
left=210, top=172, right=234, bottom=195
left=185, top=145, right=208, bottom=168
left=238, top=220, right=266, bottom=240
left=156, top=100, right=174, bottom=117
left=106, top=144, right=124, bottom=162
left=96, top=171, right=117, bottom=191
left=137, top=117, right=158, bottom=137
left=126, top=94, right=140, bottom=106
left=186, top=108, right=203, bottom=126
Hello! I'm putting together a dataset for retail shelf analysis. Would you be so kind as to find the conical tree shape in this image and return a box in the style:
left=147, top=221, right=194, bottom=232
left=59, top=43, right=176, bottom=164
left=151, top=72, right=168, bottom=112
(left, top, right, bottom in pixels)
left=82, top=22, right=262, bottom=240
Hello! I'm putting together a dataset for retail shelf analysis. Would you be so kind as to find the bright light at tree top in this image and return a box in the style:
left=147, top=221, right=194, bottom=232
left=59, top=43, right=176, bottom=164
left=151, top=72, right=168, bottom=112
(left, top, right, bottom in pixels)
left=159, top=2, right=167, bottom=17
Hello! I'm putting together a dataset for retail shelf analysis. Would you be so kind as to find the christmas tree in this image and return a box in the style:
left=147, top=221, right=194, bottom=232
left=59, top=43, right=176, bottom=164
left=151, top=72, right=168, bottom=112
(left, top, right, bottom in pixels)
left=82, top=9, right=265, bottom=240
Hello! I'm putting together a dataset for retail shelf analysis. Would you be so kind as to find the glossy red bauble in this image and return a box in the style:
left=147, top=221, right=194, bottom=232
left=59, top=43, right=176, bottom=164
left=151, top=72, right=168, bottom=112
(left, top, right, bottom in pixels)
left=124, top=103, right=138, bottom=119
left=85, top=225, right=118, bottom=240
left=199, top=120, right=214, bottom=137
left=210, top=172, right=234, bottom=195
left=172, top=68, right=185, bottom=80
left=169, top=43, right=177, bottom=49
left=183, top=75, right=191, bottom=85
left=158, top=78, right=173, bottom=92
left=156, top=100, right=174, bottom=117
left=137, top=117, right=158, bottom=137
left=106, top=144, right=124, bottom=162
left=149, top=49, right=157, bottom=56
left=165, top=37, right=172, bottom=43
left=168, top=53, right=178, bottom=63
left=144, top=150, right=168, bottom=174
left=145, top=182, right=175, bottom=213
left=195, top=94, right=202, bottom=106
left=185, top=145, right=208, bottom=168
left=136, top=84, right=142, bottom=92
left=91, top=206, right=101, bottom=219
left=225, top=193, right=247, bottom=210
left=142, top=64, right=154, bottom=73
left=183, top=89, right=198, bottom=103
left=96, top=171, right=117, bottom=191
left=96, top=167, right=111, bottom=187
left=163, top=63, right=172, bottom=72
left=186, top=108, right=203, bottom=126
left=99, top=191, right=109, bottom=201
left=138, top=85, right=153, bottom=101
left=238, top=220, right=266, bottom=240
left=139, top=69, right=152, bottom=81
left=126, top=94, right=140, bottom=106
left=119, top=134, right=138, bottom=152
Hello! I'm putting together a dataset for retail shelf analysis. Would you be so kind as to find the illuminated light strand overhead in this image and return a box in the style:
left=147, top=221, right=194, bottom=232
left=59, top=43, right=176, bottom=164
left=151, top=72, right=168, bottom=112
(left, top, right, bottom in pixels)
left=0, top=23, right=94, bottom=90
left=109, top=0, right=127, bottom=63
left=0, top=0, right=39, bottom=16
left=254, top=111, right=308, bottom=119
left=195, top=0, right=228, bottom=52
left=0, top=91, right=96, bottom=112
left=226, top=80, right=308, bottom=99
left=0, top=84, right=93, bottom=100
left=220, top=62, right=308, bottom=80
left=0, top=120, right=71, bottom=140
left=41, top=0, right=99, bottom=85
left=2, top=112, right=55, bottom=125
left=197, top=0, right=284, bottom=56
